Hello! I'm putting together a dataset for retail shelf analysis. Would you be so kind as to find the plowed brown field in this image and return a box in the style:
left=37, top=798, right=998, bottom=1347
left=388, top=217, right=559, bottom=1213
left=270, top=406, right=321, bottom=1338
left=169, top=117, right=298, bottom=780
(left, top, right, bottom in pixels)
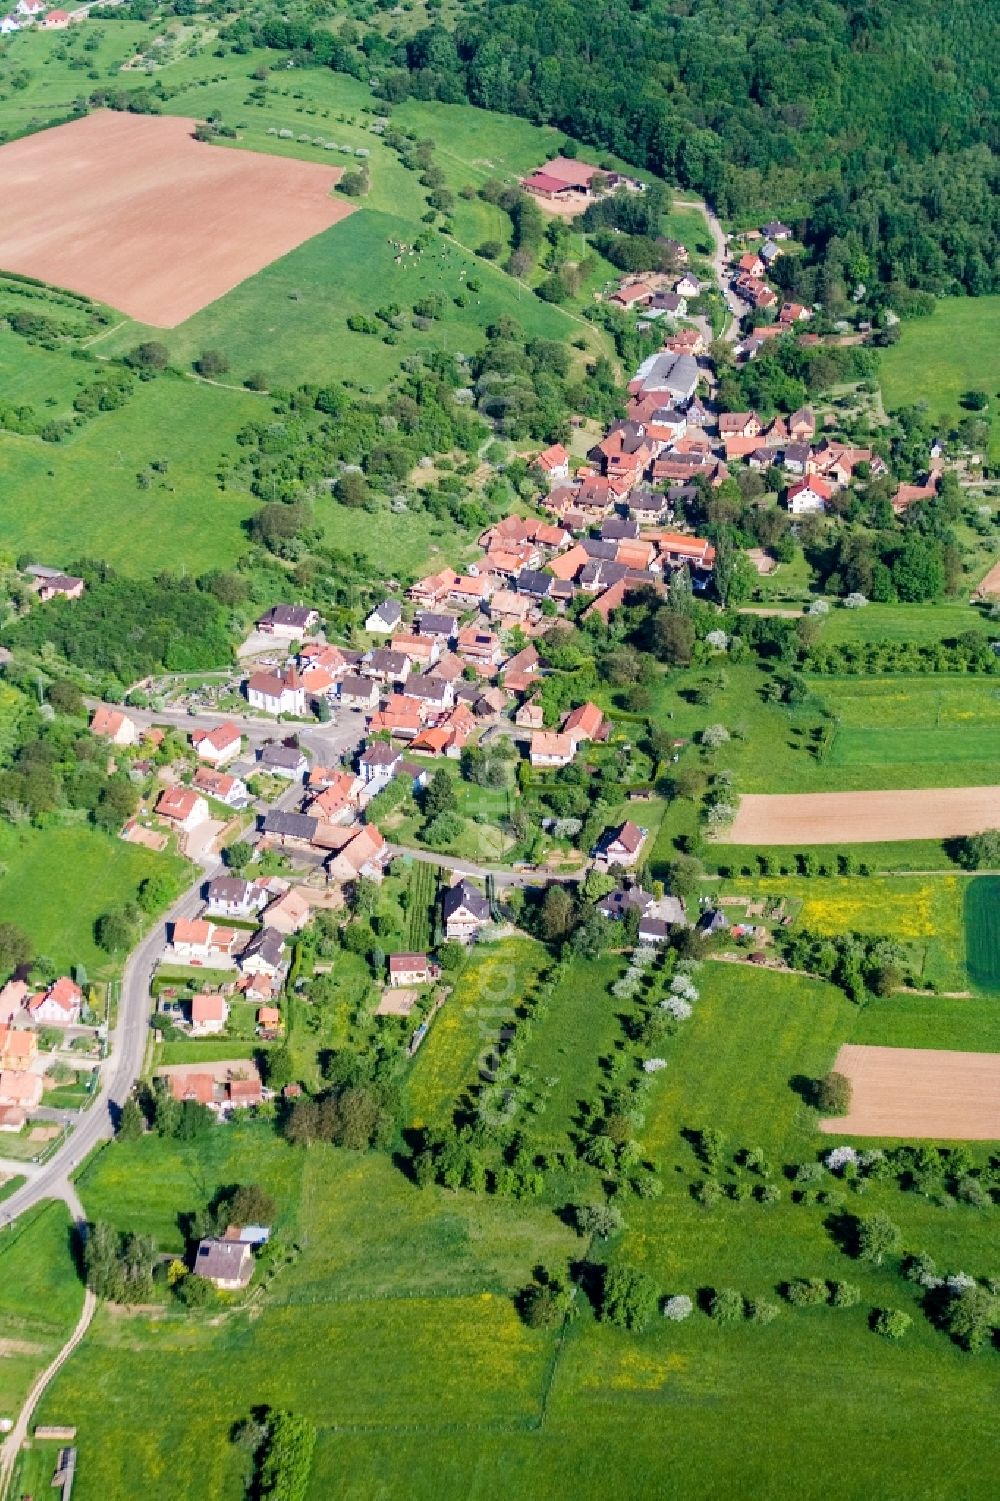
left=0, top=111, right=354, bottom=325
left=821, top=1043, right=1000, bottom=1140
left=725, top=786, right=1000, bottom=845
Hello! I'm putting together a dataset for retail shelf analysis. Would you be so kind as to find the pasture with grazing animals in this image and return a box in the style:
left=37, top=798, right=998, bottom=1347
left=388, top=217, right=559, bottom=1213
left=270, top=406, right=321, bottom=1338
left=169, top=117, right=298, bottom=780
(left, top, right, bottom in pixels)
left=0, top=111, right=354, bottom=326
left=821, top=1044, right=1000, bottom=1140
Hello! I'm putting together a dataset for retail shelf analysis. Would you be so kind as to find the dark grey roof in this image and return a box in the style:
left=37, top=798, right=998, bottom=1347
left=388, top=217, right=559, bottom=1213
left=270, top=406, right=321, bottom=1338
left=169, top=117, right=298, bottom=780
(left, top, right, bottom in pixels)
left=368, top=598, right=402, bottom=625
left=364, top=649, right=409, bottom=676
left=600, top=519, right=640, bottom=542
left=596, top=886, right=654, bottom=920
left=666, top=485, right=698, bottom=502
left=260, top=810, right=317, bottom=840
left=258, top=743, right=305, bottom=769
left=407, top=675, right=450, bottom=702
left=341, top=674, right=374, bottom=699
left=637, top=918, right=669, bottom=940
left=206, top=876, right=254, bottom=905
left=243, top=925, right=286, bottom=966
left=442, top=879, right=491, bottom=923
left=415, top=611, right=458, bottom=637
left=360, top=741, right=401, bottom=767
left=516, top=569, right=551, bottom=598
left=581, top=538, right=618, bottom=560
left=259, top=604, right=314, bottom=628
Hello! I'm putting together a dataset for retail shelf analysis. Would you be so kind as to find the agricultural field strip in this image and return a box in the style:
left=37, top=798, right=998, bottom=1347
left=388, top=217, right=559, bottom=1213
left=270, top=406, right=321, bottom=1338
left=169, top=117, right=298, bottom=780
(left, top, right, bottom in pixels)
left=726, top=786, right=1000, bottom=845
left=823, top=1044, right=1000, bottom=1140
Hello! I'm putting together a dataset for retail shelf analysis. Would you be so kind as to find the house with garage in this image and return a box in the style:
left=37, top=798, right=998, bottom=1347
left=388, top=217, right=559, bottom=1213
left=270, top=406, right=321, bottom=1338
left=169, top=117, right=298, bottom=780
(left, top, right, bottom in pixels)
left=168, top=918, right=238, bottom=967
left=358, top=741, right=403, bottom=785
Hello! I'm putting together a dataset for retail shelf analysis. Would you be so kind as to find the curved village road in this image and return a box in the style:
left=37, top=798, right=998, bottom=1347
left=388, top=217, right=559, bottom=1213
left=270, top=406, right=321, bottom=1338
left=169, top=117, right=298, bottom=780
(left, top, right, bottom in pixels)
left=0, top=866, right=218, bottom=1232
left=673, top=196, right=745, bottom=343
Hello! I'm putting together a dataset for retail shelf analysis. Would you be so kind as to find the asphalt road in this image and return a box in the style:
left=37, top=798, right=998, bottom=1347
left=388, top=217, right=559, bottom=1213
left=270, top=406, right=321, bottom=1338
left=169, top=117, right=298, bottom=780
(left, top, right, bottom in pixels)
left=0, top=864, right=218, bottom=1230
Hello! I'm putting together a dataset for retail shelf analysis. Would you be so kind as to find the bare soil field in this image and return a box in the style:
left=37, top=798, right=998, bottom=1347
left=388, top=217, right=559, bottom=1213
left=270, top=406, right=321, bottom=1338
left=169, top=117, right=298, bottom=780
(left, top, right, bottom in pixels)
left=821, top=1043, right=1000, bottom=1140
left=0, top=111, right=355, bottom=325
left=973, top=556, right=1000, bottom=600
left=725, top=786, right=1000, bottom=845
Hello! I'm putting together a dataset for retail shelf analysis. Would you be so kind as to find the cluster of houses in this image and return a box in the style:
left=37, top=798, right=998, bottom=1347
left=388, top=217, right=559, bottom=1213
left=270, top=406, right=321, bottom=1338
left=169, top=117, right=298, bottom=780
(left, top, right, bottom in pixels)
left=0, top=975, right=84, bottom=1130
left=608, top=269, right=703, bottom=322
left=1, top=0, right=74, bottom=33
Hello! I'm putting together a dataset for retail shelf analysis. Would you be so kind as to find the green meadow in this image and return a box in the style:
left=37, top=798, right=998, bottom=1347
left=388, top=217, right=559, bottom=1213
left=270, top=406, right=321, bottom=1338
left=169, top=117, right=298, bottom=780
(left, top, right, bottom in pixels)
left=0, top=823, right=186, bottom=978
left=0, top=1201, right=83, bottom=1419
left=963, top=876, right=1000, bottom=992
left=879, top=295, right=1000, bottom=460
left=29, top=961, right=1000, bottom=1501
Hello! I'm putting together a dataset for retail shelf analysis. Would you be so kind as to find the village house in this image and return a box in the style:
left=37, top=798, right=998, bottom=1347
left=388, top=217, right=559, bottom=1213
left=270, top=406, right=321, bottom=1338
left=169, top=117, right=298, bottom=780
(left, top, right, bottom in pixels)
left=0, top=15, right=21, bottom=32
left=168, top=919, right=238, bottom=968
left=264, top=887, right=312, bottom=936
left=786, top=477, right=833, bottom=515
left=257, top=743, right=308, bottom=780
left=193, top=766, right=248, bottom=808
left=594, top=819, right=648, bottom=868
left=653, top=532, right=716, bottom=575
left=257, top=1005, right=283, bottom=1038
left=325, top=824, right=388, bottom=885
left=442, top=879, right=491, bottom=942
left=0, top=1024, right=36, bottom=1071
left=90, top=706, right=139, bottom=746
left=761, top=220, right=792, bottom=240
left=361, top=649, right=411, bottom=687
left=563, top=702, right=604, bottom=745
left=193, top=1237, right=254, bottom=1290
left=534, top=442, right=570, bottom=482
left=156, top=786, right=210, bottom=832
left=408, top=567, right=460, bottom=607
left=388, top=953, right=437, bottom=988
left=190, top=993, right=228, bottom=1037
left=675, top=273, right=702, bottom=298
left=255, top=604, right=318, bottom=640
left=0, top=1070, right=42, bottom=1111
left=205, top=875, right=268, bottom=920
left=646, top=290, right=686, bottom=320
left=191, top=721, right=242, bottom=765
left=365, top=598, right=403, bottom=634
left=414, top=611, right=459, bottom=643
left=530, top=731, right=576, bottom=769
left=610, top=280, right=655, bottom=311
left=514, top=700, right=544, bottom=731
left=456, top=626, right=503, bottom=667
left=788, top=407, right=816, bottom=442
left=259, top=810, right=319, bottom=848
left=390, top=632, right=439, bottom=668
left=26, top=975, right=83, bottom=1026
left=239, top=926, right=286, bottom=978
left=0, top=980, right=31, bottom=1024
left=358, top=741, right=403, bottom=785
left=40, top=7, right=70, bottom=24
left=406, top=675, right=455, bottom=714
left=33, top=570, right=84, bottom=602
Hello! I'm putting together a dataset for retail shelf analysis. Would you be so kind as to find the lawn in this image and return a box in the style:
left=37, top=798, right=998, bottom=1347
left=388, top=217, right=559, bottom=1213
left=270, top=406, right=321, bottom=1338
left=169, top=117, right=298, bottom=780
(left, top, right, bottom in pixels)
left=0, top=372, right=262, bottom=573
left=819, top=601, right=988, bottom=644
left=963, top=876, right=1000, bottom=992
left=819, top=676, right=1000, bottom=786
left=0, top=1199, right=83, bottom=1419
left=0, top=824, right=187, bottom=979
left=879, top=295, right=1000, bottom=461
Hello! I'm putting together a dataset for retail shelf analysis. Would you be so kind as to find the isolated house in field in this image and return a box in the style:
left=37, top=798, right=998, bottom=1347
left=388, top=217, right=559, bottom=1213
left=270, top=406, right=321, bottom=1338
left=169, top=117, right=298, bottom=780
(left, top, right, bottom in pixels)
left=156, top=786, right=210, bottom=832
left=521, top=156, right=600, bottom=203
left=246, top=668, right=305, bottom=718
left=442, top=879, right=491, bottom=942
left=255, top=604, right=318, bottom=640
left=191, top=721, right=242, bottom=765
left=594, top=820, right=648, bottom=868
left=90, top=706, right=139, bottom=746
left=190, top=992, right=228, bottom=1036
left=193, top=1237, right=254, bottom=1290
left=365, top=598, right=402, bottom=634
left=27, top=975, right=82, bottom=1026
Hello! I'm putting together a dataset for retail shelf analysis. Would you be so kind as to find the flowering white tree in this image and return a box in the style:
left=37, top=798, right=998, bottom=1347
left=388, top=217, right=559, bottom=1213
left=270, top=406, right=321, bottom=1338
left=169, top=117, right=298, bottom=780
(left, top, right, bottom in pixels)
left=705, top=629, right=729, bottom=652
left=663, top=1294, right=693, bottom=1321
left=701, top=723, right=730, bottom=749
left=807, top=598, right=830, bottom=616
left=825, top=1145, right=858, bottom=1173
left=670, top=976, right=699, bottom=1001
left=660, top=996, right=692, bottom=1020
left=843, top=592, right=869, bottom=609
left=643, top=1057, right=668, bottom=1073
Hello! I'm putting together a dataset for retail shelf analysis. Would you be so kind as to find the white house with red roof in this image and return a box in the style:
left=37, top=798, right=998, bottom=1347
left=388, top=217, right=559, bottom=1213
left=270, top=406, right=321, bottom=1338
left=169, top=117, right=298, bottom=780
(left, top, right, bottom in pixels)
left=28, top=976, right=82, bottom=1027
left=156, top=786, right=210, bottom=831
left=192, top=721, right=242, bottom=765
left=90, top=705, right=139, bottom=747
left=535, top=443, right=570, bottom=481
left=786, top=477, right=833, bottom=515
left=246, top=668, right=305, bottom=717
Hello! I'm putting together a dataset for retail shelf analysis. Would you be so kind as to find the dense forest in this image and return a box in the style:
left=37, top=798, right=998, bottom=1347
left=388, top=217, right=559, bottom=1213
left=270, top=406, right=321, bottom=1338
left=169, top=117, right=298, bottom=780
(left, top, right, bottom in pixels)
left=238, top=0, right=998, bottom=299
